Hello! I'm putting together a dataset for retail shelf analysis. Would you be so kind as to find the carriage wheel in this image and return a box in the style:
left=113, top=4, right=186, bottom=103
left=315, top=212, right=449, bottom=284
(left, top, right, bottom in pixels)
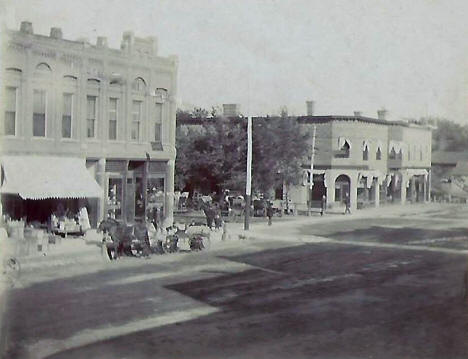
left=3, top=257, right=21, bottom=280
left=203, top=237, right=211, bottom=250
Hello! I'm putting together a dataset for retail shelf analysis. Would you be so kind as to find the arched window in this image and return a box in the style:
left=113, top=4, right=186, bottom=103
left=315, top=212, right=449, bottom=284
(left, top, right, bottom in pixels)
left=87, top=78, right=100, bottom=85
left=132, top=77, right=146, bottom=92
left=376, top=147, right=382, bottom=160
left=389, top=148, right=396, bottom=160
left=336, top=140, right=351, bottom=158
left=35, top=63, right=52, bottom=72
left=63, top=75, right=78, bottom=81
left=6, top=67, right=22, bottom=74
left=362, top=141, right=369, bottom=161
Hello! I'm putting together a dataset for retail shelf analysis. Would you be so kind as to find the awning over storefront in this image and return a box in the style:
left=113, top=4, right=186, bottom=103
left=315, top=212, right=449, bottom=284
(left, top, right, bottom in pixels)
left=404, top=168, right=428, bottom=177
left=358, top=170, right=385, bottom=188
left=0, top=155, right=103, bottom=199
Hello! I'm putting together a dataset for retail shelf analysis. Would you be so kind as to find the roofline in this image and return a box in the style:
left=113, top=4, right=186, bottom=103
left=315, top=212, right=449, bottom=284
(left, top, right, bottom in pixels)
left=5, top=28, right=176, bottom=66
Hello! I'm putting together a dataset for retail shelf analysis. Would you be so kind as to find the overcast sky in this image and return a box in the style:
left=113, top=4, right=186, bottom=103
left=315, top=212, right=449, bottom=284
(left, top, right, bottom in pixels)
left=2, top=0, right=467, bottom=122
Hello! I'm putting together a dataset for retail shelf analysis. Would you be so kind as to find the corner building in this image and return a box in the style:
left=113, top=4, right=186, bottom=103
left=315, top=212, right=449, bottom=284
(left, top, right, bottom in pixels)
left=288, top=112, right=432, bottom=212
left=0, top=22, right=178, bottom=227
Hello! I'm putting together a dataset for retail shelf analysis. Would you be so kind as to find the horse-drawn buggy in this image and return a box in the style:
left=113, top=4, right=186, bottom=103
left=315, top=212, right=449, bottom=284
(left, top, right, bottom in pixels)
left=98, top=218, right=211, bottom=260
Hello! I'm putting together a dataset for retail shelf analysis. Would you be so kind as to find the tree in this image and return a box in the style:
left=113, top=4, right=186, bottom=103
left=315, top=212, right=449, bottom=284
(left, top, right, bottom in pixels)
left=175, top=109, right=247, bottom=195
left=175, top=108, right=310, bottom=199
left=252, top=114, right=310, bottom=197
left=432, top=119, right=468, bottom=152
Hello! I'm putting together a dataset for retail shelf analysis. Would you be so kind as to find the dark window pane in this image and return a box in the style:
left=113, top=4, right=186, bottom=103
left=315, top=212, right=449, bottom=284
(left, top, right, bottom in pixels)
left=154, top=123, right=161, bottom=142
left=33, top=113, right=45, bottom=137
left=62, top=115, right=71, bottom=138
left=87, top=119, right=95, bottom=138
left=4, top=112, right=15, bottom=135
left=109, top=120, right=117, bottom=140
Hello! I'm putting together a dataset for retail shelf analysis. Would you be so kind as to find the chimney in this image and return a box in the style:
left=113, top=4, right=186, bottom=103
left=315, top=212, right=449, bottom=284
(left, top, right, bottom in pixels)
left=50, top=27, right=62, bottom=39
left=146, top=35, right=158, bottom=55
left=20, top=21, right=33, bottom=34
left=354, top=111, right=362, bottom=117
left=377, top=109, right=387, bottom=121
left=306, top=101, right=314, bottom=116
left=96, top=36, right=108, bottom=48
left=121, top=31, right=134, bottom=52
left=223, top=104, right=240, bottom=117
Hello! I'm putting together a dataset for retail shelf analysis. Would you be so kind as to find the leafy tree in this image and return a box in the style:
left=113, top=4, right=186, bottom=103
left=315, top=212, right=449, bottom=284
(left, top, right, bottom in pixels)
left=252, top=114, right=310, bottom=197
left=432, top=119, right=468, bottom=151
left=175, top=108, right=310, bottom=199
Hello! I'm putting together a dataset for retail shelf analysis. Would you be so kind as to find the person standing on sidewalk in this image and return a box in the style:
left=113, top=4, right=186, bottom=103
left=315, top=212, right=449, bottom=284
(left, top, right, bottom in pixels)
left=344, top=192, right=351, bottom=215
left=266, top=202, right=274, bottom=226
left=321, top=195, right=327, bottom=216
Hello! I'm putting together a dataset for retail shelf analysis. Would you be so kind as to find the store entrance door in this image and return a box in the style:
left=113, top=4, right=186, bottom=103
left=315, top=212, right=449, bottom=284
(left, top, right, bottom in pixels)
left=125, top=171, right=135, bottom=223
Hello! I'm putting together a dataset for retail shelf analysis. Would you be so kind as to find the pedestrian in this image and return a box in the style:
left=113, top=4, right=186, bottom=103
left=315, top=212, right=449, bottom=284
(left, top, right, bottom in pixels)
left=266, top=202, right=274, bottom=226
left=344, top=192, right=351, bottom=215
left=221, top=221, right=228, bottom=241
left=321, top=195, right=327, bottom=216
left=78, top=206, right=91, bottom=234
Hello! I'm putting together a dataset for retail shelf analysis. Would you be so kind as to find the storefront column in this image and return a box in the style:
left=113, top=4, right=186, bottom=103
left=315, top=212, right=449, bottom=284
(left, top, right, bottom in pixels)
left=164, top=160, right=175, bottom=226
left=324, top=172, right=334, bottom=205
left=350, top=173, right=358, bottom=211
left=96, top=158, right=106, bottom=225
left=427, top=170, right=431, bottom=202
left=400, top=173, right=407, bottom=205
left=374, top=179, right=380, bottom=208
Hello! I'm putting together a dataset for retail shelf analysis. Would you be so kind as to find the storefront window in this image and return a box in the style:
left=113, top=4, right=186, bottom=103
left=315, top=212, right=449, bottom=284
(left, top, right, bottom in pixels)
left=107, top=177, right=123, bottom=219
left=147, top=177, right=165, bottom=218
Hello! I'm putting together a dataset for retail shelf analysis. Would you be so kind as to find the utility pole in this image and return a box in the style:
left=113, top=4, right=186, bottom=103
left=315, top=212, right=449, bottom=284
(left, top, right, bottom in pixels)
left=244, top=116, right=252, bottom=230
left=308, top=125, right=317, bottom=216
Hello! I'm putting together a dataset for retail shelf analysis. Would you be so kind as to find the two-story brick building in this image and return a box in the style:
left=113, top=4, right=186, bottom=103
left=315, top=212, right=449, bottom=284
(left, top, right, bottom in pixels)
left=0, top=21, right=178, bottom=227
left=289, top=107, right=432, bottom=212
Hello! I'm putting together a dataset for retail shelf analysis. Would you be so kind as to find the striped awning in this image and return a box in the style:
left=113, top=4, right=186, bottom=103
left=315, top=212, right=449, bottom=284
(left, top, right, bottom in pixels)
left=0, top=155, right=103, bottom=199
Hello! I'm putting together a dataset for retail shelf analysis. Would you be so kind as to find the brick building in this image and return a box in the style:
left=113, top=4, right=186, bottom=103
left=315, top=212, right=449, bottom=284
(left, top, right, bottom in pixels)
left=288, top=106, right=432, bottom=212
left=0, top=21, right=178, bottom=227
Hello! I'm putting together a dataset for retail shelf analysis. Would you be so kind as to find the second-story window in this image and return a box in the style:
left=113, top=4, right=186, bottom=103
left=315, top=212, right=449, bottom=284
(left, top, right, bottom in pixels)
left=108, top=98, right=118, bottom=140
left=87, top=96, right=97, bottom=138
left=4, top=87, right=17, bottom=136
left=154, top=102, right=162, bottom=142
left=335, top=140, right=350, bottom=158
left=62, top=93, right=73, bottom=138
left=397, top=149, right=402, bottom=160
left=376, top=147, right=382, bottom=160
left=362, top=142, right=369, bottom=161
left=33, top=89, right=46, bottom=137
left=131, top=100, right=142, bottom=141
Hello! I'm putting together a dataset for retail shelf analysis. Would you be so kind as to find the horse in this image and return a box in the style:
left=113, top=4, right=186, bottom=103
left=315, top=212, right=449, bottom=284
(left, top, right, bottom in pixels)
left=97, top=218, right=137, bottom=260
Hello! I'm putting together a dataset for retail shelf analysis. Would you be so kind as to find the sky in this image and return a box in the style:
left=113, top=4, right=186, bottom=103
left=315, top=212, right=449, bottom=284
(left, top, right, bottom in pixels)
left=1, top=0, right=467, bottom=122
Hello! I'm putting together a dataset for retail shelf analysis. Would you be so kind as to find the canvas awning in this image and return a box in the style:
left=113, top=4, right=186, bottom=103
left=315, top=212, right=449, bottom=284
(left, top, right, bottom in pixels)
left=338, top=137, right=352, bottom=149
left=0, top=155, right=103, bottom=199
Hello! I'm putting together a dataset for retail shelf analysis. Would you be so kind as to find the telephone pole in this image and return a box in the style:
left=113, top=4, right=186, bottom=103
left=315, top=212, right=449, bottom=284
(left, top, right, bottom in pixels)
left=244, top=116, right=252, bottom=230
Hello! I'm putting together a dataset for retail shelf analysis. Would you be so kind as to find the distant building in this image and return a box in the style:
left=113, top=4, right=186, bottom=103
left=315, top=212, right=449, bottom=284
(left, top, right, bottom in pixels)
left=1, top=21, right=178, bottom=227
left=287, top=105, right=432, bottom=212
left=431, top=151, right=468, bottom=201
left=223, top=104, right=241, bottom=117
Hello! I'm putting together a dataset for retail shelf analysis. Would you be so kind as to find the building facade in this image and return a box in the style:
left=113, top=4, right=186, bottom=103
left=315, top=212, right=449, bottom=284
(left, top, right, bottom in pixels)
left=1, top=22, right=178, bottom=227
left=289, top=111, right=432, bottom=212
